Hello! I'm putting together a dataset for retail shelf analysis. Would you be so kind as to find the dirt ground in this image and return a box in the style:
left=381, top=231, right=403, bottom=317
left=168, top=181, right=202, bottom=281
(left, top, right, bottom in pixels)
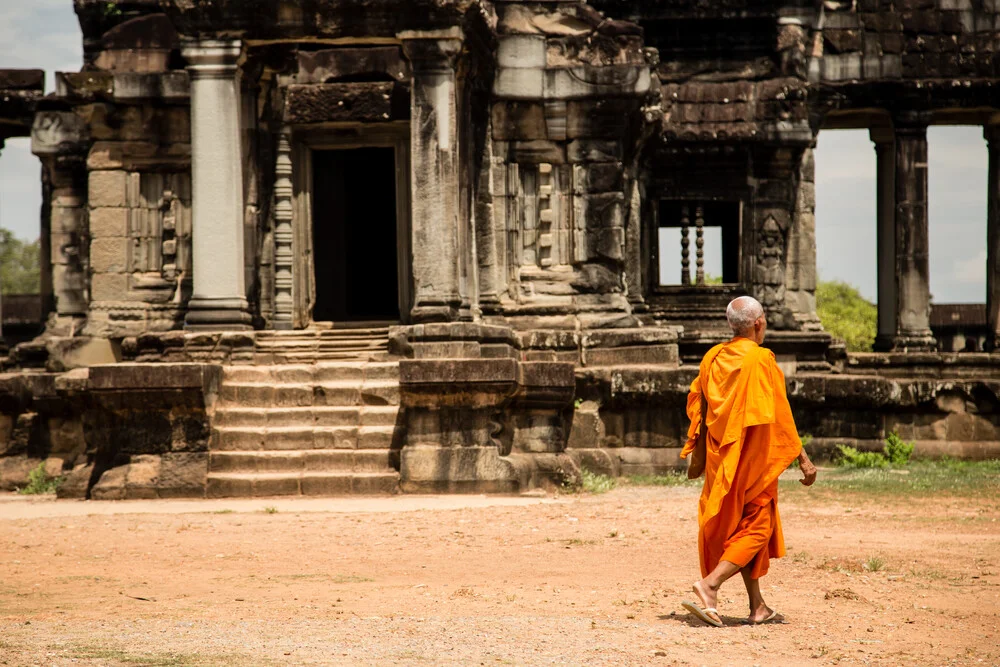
left=0, top=477, right=997, bottom=666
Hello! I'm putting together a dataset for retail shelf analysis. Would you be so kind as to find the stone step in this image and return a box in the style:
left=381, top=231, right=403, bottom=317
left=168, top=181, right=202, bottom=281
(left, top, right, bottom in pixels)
left=222, top=362, right=396, bottom=384
left=211, top=426, right=360, bottom=451
left=255, top=327, right=390, bottom=339
left=206, top=471, right=399, bottom=497
left=358, top=424, right=404, bottom=449
left=209, top=449, right=394, bottom=474
left=360, top=406, right=402, bottom=427
left=214, top=405, right=400, bottom=429
left=219, top=380, right=400, bottom=407
left=214, top=407, right=361, bottom=429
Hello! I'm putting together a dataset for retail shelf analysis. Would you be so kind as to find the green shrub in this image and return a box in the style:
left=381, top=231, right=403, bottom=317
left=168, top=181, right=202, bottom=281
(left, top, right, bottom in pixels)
left=884, top=431, right=915, bottom=466
left=835, top=432, right=915, bottom=469
left=18, top=462, right=62, bottom=495
left=835, top=445, right=888, bottom=469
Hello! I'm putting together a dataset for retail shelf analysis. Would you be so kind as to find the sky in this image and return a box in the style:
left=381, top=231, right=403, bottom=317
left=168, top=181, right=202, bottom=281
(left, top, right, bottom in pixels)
left=0, top=0, right=990, bottom=303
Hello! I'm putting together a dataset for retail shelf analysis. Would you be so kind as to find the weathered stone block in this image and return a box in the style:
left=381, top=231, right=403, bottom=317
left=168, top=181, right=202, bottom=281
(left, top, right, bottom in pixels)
left=512, top=140, right=565, bottom=164
left=497, top=35, right=546, bottom=69
left=588, top=227, right=625, bottom=260
left=88, top=170, right=128, bottom=207
left=493, top=68, right=544, bottom=99
left=89, top=206, right=129, bottom=237
left=567, top=100, right=636, bottom=139
left=158, top=452, right=207, bottom=497
left=56, top=463, right=93, bottom=499
left=567, top=139, right=622, bottom=163
left=297, top=47, right=410, bottom=84
left=90, top=272, right=128, bottom=301
left=45, top=337, right=119, bottom=371
left=491, top=102, right=547, bottom=141
left=0, top=456, right=39, bottom=491
left=90, top=237, right=128, bottom=273
left=572, top=163, right=623, bottom=193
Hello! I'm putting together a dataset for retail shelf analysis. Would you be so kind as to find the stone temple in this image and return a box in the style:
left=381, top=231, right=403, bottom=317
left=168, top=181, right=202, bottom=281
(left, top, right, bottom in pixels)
left=0, top=0, right=998, bottom=498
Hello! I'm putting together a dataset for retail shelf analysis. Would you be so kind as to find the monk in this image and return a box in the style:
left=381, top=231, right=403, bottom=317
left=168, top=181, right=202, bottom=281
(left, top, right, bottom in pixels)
left=680, top=296, right=817, bottom=627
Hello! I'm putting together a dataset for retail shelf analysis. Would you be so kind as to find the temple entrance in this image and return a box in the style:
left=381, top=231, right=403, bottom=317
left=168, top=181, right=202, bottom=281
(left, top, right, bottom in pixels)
left=311, top=148, right=401, bottom=323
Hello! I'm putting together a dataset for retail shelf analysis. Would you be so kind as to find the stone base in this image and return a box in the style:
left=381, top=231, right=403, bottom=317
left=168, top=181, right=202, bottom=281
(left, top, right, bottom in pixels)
left=399, top=444, right=526, bottom=493
left=184, top=296, right=253, bottom=331
left=874, top=332, right=938, bottom=353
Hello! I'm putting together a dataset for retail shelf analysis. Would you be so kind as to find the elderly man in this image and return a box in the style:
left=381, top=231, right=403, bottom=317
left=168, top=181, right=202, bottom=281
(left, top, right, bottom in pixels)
left=681, top=296, right=817, bottom=627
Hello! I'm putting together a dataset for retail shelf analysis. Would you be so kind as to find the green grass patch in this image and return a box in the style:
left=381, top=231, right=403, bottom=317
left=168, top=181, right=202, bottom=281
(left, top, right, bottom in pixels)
left=781, top=459, right=1000, bottom=498
left=577, top=469, right=617, bottom=494
left=625, top=472, right=700, bottom=488
left=863, top=554, right=886, bottom=572
left=17, top=462, right=61, bottom=495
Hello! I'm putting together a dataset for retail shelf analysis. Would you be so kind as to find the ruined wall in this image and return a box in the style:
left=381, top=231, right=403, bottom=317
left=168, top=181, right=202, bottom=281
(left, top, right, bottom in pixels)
left=483, top=2, right=656, bottom=330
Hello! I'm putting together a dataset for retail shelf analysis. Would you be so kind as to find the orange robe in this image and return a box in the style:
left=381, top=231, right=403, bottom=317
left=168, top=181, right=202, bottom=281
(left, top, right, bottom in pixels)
left=680, top=337, right=802, bottom=579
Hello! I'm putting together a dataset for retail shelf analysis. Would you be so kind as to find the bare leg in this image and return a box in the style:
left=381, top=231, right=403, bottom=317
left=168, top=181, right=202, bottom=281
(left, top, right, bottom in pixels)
left=740, top=566, right=774, bottom=623
left=692, top=559, right=740, bottom=615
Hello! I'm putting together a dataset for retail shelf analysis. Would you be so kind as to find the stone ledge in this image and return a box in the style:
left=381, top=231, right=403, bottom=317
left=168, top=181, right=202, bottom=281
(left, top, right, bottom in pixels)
left=89, top=362, right=221, bottom=391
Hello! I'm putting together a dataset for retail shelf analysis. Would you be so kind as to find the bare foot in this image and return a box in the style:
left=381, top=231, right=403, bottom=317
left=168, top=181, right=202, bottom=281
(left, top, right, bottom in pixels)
left=692, top=580, right=717, bottom=610
left=748, top=603, right=779, bottom=624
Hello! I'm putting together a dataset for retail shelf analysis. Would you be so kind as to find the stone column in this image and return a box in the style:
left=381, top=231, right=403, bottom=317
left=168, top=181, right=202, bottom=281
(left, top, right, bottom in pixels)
left=986, top=123, right=1000, bottom=351
left=400, top=29, right=464, bottom=323
left=890, top=118, right=936, bottom=350
left=870, top=127, right=897, bottom=349
left=181, top=39, right=252, bottom=330
left=31, top=111, right=90, bottom=333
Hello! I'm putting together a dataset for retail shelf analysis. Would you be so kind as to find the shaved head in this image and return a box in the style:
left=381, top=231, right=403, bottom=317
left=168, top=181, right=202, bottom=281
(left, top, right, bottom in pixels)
left=726, top=296, right=765, bottom=337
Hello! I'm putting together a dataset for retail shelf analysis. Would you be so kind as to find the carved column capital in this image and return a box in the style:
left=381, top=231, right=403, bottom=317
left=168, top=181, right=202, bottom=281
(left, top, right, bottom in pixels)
left=398, top=28, right=463, bottom=72
left=181, top=39, right=242, bottom=79
left=30, top=111, right=90, bottom=158
left=985, top=123, right=1000, bottom=147
left=868, top=126, right=894, bottom=147
left=891, top=111, right=931, bottom=138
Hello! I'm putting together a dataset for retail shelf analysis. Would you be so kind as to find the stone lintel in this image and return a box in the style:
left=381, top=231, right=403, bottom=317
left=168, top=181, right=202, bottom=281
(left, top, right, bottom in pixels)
left=284, top=82, right=402, bottom=124
left=0, top=69, right=44, bottom=90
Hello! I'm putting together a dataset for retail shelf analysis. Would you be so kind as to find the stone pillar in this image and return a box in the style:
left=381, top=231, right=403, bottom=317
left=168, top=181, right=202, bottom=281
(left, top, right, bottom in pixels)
left=870, top=127, right=898, bottom=349
left=986, top=123, right=1000, bottom=351
left=31, top=111, right=91, bottom=333
left=890, top=118, right=936, bottom=350
left=400, top=29, right=464, bottom=323
left=181, top=39, right=252, bottom=330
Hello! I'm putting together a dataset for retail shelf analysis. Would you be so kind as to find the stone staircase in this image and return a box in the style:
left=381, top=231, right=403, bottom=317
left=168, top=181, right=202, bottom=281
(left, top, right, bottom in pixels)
left=207, top=354, right=403, bottom=498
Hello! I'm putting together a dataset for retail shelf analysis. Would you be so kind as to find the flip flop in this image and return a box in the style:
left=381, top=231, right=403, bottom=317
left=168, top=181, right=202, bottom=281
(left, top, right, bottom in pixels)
left=681, top=600, right=724, bottom=627
left=747, top=609, right=785, bottom=625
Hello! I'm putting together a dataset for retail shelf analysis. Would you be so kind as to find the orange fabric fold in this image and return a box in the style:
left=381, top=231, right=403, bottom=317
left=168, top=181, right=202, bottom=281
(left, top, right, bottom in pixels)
left=682, top=337, right=802, bottom=579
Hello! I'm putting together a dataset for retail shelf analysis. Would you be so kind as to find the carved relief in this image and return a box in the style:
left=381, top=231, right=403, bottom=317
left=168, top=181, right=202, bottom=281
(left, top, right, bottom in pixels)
left=755, top=214, right=786, bottom=309
left=127, top=172, right=192, bottom=297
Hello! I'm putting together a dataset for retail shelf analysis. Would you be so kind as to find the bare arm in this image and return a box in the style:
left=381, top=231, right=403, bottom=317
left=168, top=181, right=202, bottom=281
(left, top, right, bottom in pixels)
left=798, top=447, right=817, bottom=486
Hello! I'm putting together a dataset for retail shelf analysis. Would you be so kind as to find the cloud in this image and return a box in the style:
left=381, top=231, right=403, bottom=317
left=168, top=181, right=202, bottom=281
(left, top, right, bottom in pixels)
left=0, top=0, right=83, bottom=91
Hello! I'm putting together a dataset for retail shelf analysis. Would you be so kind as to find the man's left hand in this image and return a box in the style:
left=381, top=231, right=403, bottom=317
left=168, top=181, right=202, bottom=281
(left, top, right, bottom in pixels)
left=799, top=460, right=818, bottom=486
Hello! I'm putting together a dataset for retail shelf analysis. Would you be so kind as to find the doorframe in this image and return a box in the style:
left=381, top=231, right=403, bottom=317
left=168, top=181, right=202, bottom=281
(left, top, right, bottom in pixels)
left=292, top=122, right=412, bottom=327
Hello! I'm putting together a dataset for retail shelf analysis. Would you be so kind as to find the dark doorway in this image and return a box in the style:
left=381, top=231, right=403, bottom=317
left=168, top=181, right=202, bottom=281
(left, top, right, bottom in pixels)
left=312, top=148, right=400, bottom=322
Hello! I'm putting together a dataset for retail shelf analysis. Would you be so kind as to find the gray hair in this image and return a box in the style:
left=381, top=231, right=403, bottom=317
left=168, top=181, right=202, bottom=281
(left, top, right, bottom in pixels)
left=726, top=296, right=764, bottom=335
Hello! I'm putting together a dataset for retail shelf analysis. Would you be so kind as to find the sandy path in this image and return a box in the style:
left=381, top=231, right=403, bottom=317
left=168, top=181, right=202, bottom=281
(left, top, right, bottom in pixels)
left=0, top=485, right=997, bottom=666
